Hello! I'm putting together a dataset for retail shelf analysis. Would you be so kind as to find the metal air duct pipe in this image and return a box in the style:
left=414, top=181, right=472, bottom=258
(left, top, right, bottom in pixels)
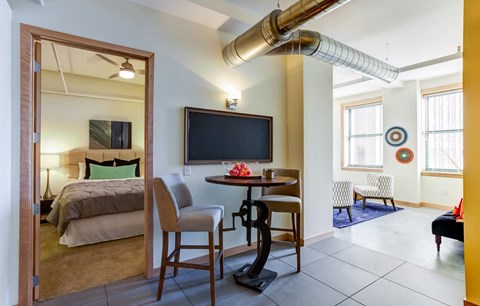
left=267, top=30, right=399, bottom=83
left=222, top=0, right=351, bottom=67
left=222, top=0, right=399, bottom=83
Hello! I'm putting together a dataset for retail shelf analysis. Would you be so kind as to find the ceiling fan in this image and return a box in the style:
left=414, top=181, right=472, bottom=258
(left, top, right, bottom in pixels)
left=96, top=54, right=145, bottom=80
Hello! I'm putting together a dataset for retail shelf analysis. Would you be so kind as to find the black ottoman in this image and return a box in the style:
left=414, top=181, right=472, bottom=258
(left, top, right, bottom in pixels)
left=431, top=210, right=464, bottom=252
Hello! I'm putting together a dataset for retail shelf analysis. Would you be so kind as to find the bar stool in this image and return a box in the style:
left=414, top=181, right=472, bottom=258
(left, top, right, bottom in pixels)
left=153, top=173, right=224, bottom=305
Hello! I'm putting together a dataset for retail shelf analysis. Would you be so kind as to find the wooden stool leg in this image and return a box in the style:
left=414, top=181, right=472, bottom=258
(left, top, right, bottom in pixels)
left=291, top=213, right=296, bottom=243
left=295, top=213, right=301, bottom=273
left=347, top=207, right=353, bottom=222
left=174, top=232, right=181, bottom=277
left=208, top=231, right=216, bottom=306
left=157, top=231, right=169, bottom=301
left=219, top=219, right=224, bottom=279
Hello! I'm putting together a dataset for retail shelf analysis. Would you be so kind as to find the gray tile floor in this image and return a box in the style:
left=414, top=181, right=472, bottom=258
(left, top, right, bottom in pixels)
left=37, top=206, right=465, bottom=306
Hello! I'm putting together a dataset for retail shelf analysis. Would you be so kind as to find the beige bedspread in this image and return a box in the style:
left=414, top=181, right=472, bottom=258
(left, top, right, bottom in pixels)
left=46, top=178, right=144, bottom=236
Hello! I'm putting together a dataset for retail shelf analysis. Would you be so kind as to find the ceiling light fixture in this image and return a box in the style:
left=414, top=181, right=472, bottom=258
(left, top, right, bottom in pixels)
left=119, top=59, right=135, bottom=79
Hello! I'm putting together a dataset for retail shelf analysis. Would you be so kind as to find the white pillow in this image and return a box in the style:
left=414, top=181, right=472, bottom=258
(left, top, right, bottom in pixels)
left=78, top=162, right=86, bottom=180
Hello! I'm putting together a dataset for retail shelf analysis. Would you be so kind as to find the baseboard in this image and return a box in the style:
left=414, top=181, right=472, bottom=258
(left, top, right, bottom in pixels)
left=303, top=230, right=334, bottom=246
left=395, top=200, right=422, bottom=208
left=464, top=298, right=479, bottom=306
left=395, top=200, right=452, bottom=211
left=420, top=202, right=452, bottom=211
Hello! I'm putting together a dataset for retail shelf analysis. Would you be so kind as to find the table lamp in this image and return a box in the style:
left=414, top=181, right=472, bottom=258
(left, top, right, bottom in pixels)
left=41, top=154, right=60, bottom=199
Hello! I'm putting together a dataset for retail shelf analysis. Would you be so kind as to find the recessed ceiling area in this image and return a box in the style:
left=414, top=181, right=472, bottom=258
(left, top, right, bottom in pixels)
left=40, top=41, right=145, bottom=103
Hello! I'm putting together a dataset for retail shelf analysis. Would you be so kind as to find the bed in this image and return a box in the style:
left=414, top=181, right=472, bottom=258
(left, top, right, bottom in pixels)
left=46, top=149, right=145, bottom=247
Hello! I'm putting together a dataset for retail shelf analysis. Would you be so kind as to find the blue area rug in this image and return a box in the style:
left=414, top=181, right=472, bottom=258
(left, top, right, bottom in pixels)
left=333, top=201, right=404, bottom=228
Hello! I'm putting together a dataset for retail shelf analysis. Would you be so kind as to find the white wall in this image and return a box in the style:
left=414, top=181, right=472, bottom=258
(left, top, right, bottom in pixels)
left=41, top=72, right=145, bottom=194
left=8, top=0, right=288, bottom=301
left=0, top=0, right=12, bottom=304
left=333, top=73, right=463, bottom=206
left=383, top=81, right=421, bottom=203
left=303, top=58, right=333, bottom=239
left=286, top=56, right=333, bottom=239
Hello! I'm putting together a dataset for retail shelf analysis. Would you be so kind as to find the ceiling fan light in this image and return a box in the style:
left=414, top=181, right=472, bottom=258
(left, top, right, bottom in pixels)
left=119, top=68, right=135, bottom=79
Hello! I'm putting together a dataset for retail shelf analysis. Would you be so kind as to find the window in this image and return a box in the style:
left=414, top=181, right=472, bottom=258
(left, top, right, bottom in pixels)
left=343, top=101, right=383, bottom=169
left=423, top=89, right=463, bottom=173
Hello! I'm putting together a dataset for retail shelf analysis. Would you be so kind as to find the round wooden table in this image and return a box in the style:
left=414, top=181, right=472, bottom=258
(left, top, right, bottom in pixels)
left=205, top=175, right=297, bottom=292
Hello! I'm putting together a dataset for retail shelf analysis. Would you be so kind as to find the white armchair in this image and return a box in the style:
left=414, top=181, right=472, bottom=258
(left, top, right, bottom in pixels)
left=353, top=173, right=396, bottom=210
left=333, top=179, right=354, bottom=222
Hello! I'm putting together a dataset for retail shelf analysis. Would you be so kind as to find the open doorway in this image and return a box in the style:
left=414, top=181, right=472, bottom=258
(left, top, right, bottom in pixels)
left=38, top=41, right=146, bottom=300
left=19, top=24, right=154, bottom=306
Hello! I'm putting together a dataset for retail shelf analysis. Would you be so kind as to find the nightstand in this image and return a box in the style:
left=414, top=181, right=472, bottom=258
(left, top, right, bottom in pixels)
left=40, top=197, right=55, bottom=223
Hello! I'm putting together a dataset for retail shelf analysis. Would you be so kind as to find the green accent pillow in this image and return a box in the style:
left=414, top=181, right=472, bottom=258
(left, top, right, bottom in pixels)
left=89, top=164, right=137, bottom=180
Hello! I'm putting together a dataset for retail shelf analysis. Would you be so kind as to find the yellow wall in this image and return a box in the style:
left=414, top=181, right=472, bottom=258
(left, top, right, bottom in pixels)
left=463, top=1, right=480, bottom=304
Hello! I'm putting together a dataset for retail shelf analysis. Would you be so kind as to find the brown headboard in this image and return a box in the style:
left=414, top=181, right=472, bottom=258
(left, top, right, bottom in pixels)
left=67, top=149, right=145, bottom=179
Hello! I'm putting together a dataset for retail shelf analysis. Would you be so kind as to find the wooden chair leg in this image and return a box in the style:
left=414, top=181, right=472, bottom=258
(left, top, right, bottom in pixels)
left=173, top=232, right=181, bottom=277
left=157, top=231, right=169, bottom=301
left=347, top=207, right=353, bottom=222
left=291, top=213, right=296, bottom=243
left=339, top=208, right=342, bottom=213
left=219, top=219, right=224, bottom=279
left=208, top=231, right=216, bottom=306
left=362, top=197, right=367, bottom=210
left=383, top=198, right=387, bottom=206
left=435, top=235, right=442, bottom=252
left=391, top=198, right=396, bottom=210
left=354, top=192, right=358, bottom=202
left=295, top=213, right=301, bottom=273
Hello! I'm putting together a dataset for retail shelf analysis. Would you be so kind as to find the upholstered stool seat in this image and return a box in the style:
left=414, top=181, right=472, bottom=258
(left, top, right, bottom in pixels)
left=178, top=205, right=224, bottom=232
left=259, top=195, right=302, bottom=213
left=431, top=210, right=464, bottom=252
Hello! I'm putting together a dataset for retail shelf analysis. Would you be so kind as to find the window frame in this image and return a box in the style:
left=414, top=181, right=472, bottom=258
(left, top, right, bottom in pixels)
left=341, top=97, right=384, bottom=171
left=421, top=83, right=463, bottom=177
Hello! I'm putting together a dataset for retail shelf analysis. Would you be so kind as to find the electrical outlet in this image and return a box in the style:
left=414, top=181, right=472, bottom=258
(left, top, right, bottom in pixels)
left=184, top=165, right=191, bottom=176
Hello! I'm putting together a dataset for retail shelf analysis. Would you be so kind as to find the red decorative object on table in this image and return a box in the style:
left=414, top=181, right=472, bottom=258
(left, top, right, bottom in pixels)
left=229, top=162, right=252, bottom=177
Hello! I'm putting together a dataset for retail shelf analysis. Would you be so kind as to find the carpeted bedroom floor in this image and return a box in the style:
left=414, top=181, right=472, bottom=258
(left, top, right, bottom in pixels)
left=39, top=223, right=144, bottom=301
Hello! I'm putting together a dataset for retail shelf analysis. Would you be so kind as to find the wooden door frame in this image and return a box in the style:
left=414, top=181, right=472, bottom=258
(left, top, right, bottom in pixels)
left=19, top=24, right=154, bottom=306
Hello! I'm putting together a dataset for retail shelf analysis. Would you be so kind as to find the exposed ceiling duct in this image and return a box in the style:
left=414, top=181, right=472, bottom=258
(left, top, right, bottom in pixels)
left=267, top=30, right=399, bottom=83
left=222, top=0, right=399, bottom=83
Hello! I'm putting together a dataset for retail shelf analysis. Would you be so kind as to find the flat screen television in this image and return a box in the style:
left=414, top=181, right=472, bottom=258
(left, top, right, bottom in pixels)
left=184, top=107, right=273, bottom=164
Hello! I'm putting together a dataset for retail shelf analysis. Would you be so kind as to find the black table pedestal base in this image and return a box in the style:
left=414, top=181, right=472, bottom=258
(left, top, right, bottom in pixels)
left=233, top=264, right=277, bottom=293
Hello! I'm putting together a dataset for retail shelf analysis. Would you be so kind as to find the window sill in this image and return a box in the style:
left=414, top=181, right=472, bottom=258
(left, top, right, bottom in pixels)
left=341, top=166, right=383, bottom=173
left=421, top=171, right=463, bottom=178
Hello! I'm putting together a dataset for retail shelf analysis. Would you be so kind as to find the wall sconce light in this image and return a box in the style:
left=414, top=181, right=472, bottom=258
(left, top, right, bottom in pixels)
left=226, top=90, right=241, bottom=110
left=41, top=154, right=60, bottom=200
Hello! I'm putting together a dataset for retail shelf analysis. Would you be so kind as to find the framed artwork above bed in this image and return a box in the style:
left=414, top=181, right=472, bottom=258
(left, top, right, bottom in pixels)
left=89, top=119, right=132, bottom=149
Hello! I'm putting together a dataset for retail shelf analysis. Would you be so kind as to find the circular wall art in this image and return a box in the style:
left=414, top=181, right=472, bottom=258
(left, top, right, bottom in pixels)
left=395, top=147, right=414, bottom=164
left=385, top=126, right=408, bottom=147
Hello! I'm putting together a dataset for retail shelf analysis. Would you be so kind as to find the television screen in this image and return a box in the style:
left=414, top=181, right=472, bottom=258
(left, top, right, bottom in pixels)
left=185, top=107, right=272, bottom=164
